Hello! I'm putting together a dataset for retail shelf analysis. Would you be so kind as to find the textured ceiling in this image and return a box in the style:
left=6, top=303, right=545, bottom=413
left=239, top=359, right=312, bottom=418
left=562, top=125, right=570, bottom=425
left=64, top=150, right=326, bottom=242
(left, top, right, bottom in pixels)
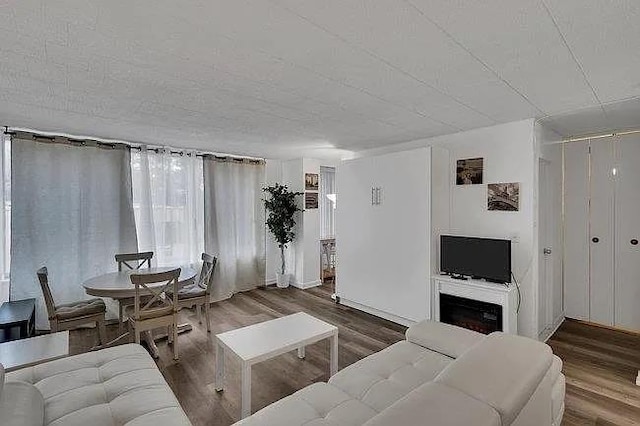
left=0, top=1, right=638, bottom=158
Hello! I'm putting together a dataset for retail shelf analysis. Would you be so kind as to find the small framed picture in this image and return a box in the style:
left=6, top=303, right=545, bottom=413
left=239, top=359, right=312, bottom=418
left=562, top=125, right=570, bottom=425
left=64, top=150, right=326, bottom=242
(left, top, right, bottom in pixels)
left=305, top=173, right=319, bottom=190
left=456, top=158, right=484, bottom=185
left=488, top=183, right=520, bottom=211
left=305, top=192, right=318, bottom=209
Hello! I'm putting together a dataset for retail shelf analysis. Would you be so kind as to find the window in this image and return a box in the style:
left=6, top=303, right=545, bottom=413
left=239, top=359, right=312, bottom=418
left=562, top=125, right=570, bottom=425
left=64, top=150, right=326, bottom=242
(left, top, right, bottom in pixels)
left=320, top=166, right=336, bottom=238
left=0, top=134, right=9, bottom=303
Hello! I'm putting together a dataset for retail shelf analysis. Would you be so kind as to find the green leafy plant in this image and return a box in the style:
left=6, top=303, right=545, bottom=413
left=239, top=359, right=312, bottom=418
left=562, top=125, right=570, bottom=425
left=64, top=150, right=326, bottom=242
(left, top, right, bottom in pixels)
left=263, top=184, right=303, bottom=274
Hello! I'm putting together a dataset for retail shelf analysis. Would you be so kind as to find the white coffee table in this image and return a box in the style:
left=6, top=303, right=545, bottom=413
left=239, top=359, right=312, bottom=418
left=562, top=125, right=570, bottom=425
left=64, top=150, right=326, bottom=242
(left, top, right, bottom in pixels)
left=0, top=331, right=69, bottom=372
left=215, top=312, right=339, bottom=419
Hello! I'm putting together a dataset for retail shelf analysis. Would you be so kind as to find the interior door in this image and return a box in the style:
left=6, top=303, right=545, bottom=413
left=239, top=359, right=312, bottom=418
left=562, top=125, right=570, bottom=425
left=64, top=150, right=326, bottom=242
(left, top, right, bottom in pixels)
left=614, top=134, right=640, bottom=330
left=563, top=142, right=590, bottom=320
left=589, top=138, right=615, bottom=326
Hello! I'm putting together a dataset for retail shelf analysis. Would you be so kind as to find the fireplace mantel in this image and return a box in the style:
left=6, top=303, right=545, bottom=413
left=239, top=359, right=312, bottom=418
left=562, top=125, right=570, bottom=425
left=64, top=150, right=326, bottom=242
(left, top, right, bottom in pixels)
left=433, top=275, right=518, bottom=335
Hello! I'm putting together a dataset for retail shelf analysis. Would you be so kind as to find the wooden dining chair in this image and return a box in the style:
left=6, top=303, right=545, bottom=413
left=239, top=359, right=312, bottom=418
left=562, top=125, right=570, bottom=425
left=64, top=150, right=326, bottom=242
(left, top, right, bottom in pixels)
left=36, top=267, right=107, bottom=345
left=114, top=251, right=154, bottom=332
left=169, top=253, right=217, bottom=332
left=115, top=251, right=154, bottom=271
left=128, top=268, right=180, bottom=360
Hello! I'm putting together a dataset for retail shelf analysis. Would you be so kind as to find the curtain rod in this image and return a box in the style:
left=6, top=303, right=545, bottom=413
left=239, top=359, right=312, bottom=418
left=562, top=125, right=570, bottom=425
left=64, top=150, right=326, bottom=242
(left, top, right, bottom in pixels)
left=3, top=127, right=265, bottom=163
left=563, top=128, right=640, bottom=143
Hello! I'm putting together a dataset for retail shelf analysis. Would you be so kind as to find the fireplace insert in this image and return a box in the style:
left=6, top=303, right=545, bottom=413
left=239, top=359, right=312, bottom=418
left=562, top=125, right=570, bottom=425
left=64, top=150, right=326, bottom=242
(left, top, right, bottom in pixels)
left=440, top=293, right=503, bottom=334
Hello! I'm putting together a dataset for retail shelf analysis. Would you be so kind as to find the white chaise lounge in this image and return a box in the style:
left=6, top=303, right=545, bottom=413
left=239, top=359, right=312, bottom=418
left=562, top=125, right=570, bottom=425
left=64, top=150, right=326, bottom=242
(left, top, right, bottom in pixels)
left=236, top=320, right=565, bottom=426
left=0, top=343, right=191, bottom=426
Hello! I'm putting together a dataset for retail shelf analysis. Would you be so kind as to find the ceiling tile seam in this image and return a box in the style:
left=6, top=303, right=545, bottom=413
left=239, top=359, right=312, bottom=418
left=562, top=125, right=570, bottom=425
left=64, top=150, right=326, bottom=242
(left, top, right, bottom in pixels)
left=39, top=36, right=415, bottom=135
left=403, top=0, right=546, bottom=117
left=539, top=0, right=606, bottom=116
left=267, top=0, right=485, bottom=128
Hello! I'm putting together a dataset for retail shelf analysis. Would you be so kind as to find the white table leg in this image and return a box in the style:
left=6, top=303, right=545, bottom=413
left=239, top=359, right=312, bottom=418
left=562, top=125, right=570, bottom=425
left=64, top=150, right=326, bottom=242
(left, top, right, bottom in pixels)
left=636, top=370, right=639, bottom=386
left=330, top=332, right=338, bottom=377
left=297, top=346, right=305, bottom=359
left=215, top=340, right=225, bottom=392
left=241, top=362, right=251, bottom=419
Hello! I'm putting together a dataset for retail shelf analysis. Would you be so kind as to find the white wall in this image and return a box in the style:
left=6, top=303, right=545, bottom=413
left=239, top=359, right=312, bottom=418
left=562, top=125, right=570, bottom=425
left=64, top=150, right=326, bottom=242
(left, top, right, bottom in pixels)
left=356, top=119, right=540, bottom=338
left=266, top=157, right=332, bottom=288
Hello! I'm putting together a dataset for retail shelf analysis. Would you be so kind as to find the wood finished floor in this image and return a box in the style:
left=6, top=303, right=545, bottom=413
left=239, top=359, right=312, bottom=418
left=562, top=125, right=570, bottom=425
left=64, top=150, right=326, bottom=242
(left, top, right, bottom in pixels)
left=69, top=285, right=640, bottom=425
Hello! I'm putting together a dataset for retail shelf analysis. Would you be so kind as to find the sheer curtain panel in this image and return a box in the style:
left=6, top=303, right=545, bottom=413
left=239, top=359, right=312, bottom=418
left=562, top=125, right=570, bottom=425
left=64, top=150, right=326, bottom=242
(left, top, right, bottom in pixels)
left=0, top=134, right=10, bottom=303
left=204, top=158, right=266, bottom=300
left=131, top=147, right=204, bottom=268
left=11, top=138, right=138, bottom=329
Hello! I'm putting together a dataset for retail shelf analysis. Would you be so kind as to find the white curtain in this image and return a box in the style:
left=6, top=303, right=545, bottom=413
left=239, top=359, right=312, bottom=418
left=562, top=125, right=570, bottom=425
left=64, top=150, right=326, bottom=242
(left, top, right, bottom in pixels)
left=131, top=147, right=204, bottom=269
left=0, top=134, right=10, bottom=304
left=320, top=166, right=336, bottom=238
left=204, top=158, right=265, bottom=300
left=11, top=138, right=138, bottom=329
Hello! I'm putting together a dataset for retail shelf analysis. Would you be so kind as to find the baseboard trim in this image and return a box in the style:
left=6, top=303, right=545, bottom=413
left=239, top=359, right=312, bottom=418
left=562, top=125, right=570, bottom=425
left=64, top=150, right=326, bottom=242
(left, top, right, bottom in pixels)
left=540, top=314, right=565, bottom=342
left=291, top=280, right=322, bottom=290
left=265, top=278, right=277, bottom=286
left=338, top=297, right=416, bottom=327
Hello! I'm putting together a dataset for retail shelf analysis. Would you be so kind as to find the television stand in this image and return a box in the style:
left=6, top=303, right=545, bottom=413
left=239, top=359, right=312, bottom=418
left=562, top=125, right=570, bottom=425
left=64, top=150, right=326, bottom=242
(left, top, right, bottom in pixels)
left=433, top=275, right=518, bottom=335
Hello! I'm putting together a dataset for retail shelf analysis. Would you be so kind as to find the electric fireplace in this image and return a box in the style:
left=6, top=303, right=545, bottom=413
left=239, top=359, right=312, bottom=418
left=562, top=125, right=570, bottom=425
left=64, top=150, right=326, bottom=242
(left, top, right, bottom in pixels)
left=439, top=293, right=503, bottom=334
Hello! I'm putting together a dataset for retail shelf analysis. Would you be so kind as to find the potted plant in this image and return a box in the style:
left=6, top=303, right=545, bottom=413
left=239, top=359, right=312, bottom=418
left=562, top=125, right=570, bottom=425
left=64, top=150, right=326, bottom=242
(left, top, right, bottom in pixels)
left=263, top=183, right=303, bottom=288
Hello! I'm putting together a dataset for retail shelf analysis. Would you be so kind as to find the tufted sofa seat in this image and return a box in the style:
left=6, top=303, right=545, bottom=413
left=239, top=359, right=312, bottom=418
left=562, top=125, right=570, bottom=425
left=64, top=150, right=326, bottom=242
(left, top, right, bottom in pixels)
left=2, top=344, right=191, bottom=426
left=236, top=321, right=565, bottom=426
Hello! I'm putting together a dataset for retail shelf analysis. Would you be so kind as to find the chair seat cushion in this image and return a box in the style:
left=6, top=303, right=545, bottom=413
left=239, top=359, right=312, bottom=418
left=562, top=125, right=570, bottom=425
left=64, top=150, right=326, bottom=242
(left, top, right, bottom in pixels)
left=55, top=298, right=105, bottom=320
left=125, top=303, right=174, bottom=320
left=0, top=380, right=45, bottom=426
left=176, top=285, right=206, bottom=299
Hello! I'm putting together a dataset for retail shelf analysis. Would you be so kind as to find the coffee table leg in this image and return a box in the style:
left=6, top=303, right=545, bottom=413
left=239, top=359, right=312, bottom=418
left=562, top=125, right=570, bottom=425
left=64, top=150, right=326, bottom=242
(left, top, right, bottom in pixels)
left=215, top=340, right=225, bottom=392
left=241, top=362, right=251, bottom=419
left=297, top=346, right=305, bottom=359
left=330, top=332, right=338, bottom=377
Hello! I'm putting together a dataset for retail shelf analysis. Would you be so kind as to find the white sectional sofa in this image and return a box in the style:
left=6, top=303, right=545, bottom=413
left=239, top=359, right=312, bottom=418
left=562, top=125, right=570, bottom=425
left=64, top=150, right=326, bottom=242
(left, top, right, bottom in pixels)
left=236, top=321, right=565, bottom=426
left=0, top=344, right=191, bottom=426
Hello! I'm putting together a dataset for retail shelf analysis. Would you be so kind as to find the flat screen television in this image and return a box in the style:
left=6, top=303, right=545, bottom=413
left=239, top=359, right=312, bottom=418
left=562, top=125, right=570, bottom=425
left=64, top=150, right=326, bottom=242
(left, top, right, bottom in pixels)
left=440, top=235, right=511, bottom=283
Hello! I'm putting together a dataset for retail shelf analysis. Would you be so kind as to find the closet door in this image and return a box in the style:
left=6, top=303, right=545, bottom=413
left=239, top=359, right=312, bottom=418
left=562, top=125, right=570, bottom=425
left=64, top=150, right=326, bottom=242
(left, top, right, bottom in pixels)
left=614, top=134, right=640, bottom=330
left=589, top=138, right=615, bottom=326
left=563, top=142, right=590, bottom=320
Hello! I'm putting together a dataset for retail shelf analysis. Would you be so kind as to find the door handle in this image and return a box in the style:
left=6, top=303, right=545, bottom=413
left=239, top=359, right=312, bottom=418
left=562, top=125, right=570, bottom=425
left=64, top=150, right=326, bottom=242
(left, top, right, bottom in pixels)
left=592, top=237, right=600, bottom=243
left=543, top=248, right=552, bottom=255
left=631, top=239, right=638, bottom=246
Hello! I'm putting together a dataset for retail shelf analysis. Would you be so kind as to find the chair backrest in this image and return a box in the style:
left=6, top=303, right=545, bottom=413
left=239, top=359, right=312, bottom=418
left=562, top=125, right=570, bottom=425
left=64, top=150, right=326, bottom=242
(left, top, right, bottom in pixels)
left=36, top=267, right=57, bottom=320
left=115, top=252, right=153, bottom=271
left=129, top=268, right=180, bottom=320
left=196, top=253, right=218, bottom=295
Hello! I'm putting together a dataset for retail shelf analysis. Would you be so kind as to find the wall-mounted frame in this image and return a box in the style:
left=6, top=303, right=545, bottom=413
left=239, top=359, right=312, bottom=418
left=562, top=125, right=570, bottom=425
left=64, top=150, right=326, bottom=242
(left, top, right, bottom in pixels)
left=305, top=192, right=318, bottom=209
left=305, top=173, right=319, bottom=190
left=456, top=157, right=484, bottom=185
left=488, top=182, right=520, bottom=211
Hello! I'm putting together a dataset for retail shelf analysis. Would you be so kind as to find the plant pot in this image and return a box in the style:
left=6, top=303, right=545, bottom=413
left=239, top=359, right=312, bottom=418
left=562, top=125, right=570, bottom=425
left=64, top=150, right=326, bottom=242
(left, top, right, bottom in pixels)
left=276, top=272, right=290, bottom=288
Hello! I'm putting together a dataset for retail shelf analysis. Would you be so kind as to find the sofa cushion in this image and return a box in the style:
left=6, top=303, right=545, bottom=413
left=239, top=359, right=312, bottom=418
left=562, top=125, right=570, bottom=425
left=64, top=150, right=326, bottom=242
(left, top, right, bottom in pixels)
left=405, top=320, right=485, bottom=358
left=328, top=341, right=452, bottom=412
left=434, top=332, right=553, bottom=425
left=363, top=382, right=501, bottom=426
left=0, top=380, right=45, bottom=426
left=6, top=344, right=190, bottom=426
left=234, top=382, right=378, bottom=426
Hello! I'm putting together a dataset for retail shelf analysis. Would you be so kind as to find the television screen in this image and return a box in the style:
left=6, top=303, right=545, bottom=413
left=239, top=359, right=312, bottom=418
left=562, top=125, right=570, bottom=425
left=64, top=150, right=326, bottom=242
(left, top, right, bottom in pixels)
left=440, top=235, right=511, bottom=283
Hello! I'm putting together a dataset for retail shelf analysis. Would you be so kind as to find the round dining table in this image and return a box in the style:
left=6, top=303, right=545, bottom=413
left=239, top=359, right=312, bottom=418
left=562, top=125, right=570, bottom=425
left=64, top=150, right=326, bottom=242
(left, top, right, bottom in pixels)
left=83, top=266, right=197, bottom=358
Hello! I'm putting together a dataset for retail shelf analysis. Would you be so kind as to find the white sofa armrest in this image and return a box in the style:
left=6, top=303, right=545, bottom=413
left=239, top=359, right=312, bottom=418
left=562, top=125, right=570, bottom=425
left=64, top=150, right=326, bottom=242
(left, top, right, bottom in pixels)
left=435, top=332, right=553, bottom=425
left=405, top=320, right=485, bottom=358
